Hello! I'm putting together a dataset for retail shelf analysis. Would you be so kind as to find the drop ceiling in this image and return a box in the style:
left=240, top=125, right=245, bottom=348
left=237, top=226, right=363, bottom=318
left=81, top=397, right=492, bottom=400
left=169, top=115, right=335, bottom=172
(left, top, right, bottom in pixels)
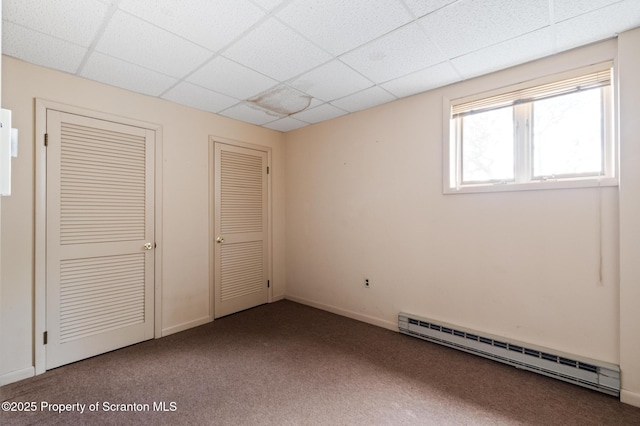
left=3, top=0, right=640, bottom=132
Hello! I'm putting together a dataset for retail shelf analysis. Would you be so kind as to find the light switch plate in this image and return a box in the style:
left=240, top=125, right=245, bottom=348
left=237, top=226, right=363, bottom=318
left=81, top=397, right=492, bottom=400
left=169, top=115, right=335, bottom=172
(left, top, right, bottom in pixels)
left=0, top=109, right=12, bottom=196
left=11, top=128, right=18, bottom=158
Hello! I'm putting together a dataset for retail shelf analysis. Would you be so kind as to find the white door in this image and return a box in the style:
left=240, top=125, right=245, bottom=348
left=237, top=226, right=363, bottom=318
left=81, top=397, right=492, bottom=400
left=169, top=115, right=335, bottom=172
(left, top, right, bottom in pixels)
left=46, top=110, right=155, bottom=369
left=214, top=142, right=268, bottom=318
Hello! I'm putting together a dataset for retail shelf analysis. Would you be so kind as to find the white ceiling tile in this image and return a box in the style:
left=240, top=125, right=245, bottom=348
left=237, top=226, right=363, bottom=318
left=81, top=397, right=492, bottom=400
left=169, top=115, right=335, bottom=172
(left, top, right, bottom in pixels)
left=553, top=0, right=623, bottom=22
left=290, top=60, right=373, bottom=102
left=221, top=103, right=284, bottom=125
left=251, top=0, right=287, bottom=12
left=554, top=1, right=640, bottom=52
left=263, top=117, right=308, bottom=132
left=222, top=18, right=332, bottom=81
left=451, top=27, right=555, bottom=80
left=118, top=0, right=265, bottom=52
left=4, top=0, right=639, bottom=131
left=3, top=0, right=109, bottom=46
left=95, top=11, right=212, bottom=78
left=187, top=56, right=278, bottom=99
left=381, top=61, right=460, bottom=98
left=80, top=52, right=178, bottom=96
left=419, top=0, right=550, bottom=58
left=277, top=0, right=412, bottom=55
left=162, top=82, right=239, bottom=113
left=340, top=23, right=446, bottom=84
left=330, top=86, right=397, bottom=113
left=403, top=0, right=458, bottom=18
left=307, top=97, right=324, bottom=109
left=292, top=103, right=348, bottom=124
left=2, top=22, right=87, bottom=74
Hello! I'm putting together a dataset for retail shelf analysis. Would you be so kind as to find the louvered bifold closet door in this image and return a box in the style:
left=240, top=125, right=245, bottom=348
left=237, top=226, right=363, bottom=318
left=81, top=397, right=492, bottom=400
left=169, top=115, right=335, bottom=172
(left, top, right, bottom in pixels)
left=214, top=142, right=268, bottom=318
left=46, top=111, right=154, bottom=369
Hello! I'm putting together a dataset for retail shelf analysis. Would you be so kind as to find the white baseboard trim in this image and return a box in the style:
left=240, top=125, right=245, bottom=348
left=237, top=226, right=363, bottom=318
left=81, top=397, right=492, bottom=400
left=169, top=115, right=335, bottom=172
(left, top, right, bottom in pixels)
left=161, top=316, right=212, bottom=337
left=285, top=295, right=397, bottom=332
left=621, top=389, right=640, bottom=408
left=0, top=366, right=35, bottom=386
left=271, top=294, right=285, bottom=302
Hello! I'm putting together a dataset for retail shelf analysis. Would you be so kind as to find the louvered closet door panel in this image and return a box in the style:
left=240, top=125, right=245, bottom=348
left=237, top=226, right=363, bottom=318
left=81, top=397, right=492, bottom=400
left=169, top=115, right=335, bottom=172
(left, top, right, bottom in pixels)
left=220, top=150, right=263, bottom=234
left=214, top=143, right=268, bottom=318
left=59, top=253, right=145, bottom=343
left=46, top=110, right=154, bottom=370
left=220, top=241, right=263, bottom=301
left=60, top=122, right=146, bottom=244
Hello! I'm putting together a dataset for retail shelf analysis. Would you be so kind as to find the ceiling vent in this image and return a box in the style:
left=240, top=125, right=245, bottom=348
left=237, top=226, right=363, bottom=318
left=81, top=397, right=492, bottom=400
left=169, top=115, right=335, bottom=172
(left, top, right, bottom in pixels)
left=248, top=86, right=312, bottom=116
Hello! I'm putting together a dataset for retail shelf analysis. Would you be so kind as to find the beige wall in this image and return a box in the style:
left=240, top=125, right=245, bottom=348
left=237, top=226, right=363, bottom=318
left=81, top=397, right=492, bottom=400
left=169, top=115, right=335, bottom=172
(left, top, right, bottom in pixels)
left=285, top=37, right=637, bottom=395
left=618, top=27, right=640, bottom=407
left=2, top=27, right=639, bottom=407
left=0, top=7, right=3, bottom=383
left=0, top=56, right=286, bottom=382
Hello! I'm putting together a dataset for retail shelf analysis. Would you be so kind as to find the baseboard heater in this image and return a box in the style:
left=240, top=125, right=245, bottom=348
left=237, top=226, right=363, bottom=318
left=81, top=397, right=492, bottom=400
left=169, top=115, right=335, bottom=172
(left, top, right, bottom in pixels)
left=398, top=313, right=620, bottom=397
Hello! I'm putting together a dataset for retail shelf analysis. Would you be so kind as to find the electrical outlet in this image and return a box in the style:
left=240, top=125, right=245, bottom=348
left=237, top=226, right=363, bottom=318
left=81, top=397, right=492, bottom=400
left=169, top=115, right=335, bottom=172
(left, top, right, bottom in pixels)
left=364, top=278, right=370, bottom=288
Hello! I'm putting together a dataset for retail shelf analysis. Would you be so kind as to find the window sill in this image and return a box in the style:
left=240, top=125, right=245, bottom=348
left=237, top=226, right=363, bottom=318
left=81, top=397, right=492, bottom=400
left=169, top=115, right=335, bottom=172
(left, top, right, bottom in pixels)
left=443, top=177, right=618, bottom=195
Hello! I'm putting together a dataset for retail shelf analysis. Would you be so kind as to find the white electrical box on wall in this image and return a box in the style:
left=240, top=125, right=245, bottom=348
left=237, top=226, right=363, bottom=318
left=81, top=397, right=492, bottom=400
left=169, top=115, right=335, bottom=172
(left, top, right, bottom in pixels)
left=1, top=108, right=12, bottom=196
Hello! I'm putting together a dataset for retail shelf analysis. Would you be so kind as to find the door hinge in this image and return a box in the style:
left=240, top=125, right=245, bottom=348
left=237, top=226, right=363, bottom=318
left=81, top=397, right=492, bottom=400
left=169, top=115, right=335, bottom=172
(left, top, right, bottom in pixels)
left=267, top=166, right=270, bottom=175
left=44, top=133, right=49, bottom=147
left=43, top=331, right=48, bottom=345
left=267, top=280, right=270, bottom=288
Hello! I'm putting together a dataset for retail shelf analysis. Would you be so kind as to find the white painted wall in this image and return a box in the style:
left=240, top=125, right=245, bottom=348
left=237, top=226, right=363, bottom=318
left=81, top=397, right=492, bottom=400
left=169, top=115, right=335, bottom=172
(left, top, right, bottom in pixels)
left=2, top=28, right=639, bottom=407
left=286, top=39, right=623, bottom=368
left=0, top=56, right=286, bottom=383
left=0, top=4, right=3, bottom=383
left=618, top=27, right=640, bottom=408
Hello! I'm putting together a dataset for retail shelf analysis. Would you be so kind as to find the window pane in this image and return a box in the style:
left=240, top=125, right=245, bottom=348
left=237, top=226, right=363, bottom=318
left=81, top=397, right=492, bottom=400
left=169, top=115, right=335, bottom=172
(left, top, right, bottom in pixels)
left=533, top=88, right=603, bottom=177
left=462, top=107, right=514, bottom=183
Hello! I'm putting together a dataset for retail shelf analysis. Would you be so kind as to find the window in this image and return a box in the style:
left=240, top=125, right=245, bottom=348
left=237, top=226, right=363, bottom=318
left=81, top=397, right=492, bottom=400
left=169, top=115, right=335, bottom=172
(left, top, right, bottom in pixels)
left=445, top=63, right=616, bottom=194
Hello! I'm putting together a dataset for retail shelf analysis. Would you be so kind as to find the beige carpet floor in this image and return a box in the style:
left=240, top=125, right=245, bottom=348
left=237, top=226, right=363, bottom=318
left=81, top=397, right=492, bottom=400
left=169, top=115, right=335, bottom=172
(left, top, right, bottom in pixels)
left=1, top=300, right=639, bottom=425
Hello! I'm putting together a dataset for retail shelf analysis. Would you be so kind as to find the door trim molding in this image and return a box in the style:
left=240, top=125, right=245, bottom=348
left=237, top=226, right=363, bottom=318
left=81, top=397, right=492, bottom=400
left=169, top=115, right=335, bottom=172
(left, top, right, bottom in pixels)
left=208, top=135, right=273, bottom=321
left=34, top=99, right=163, bottom=374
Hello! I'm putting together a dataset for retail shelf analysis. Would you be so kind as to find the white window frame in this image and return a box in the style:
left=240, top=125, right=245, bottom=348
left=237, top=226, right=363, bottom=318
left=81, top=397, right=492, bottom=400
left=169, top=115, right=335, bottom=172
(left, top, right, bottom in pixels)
left=443, top=62, right=618, bottom=194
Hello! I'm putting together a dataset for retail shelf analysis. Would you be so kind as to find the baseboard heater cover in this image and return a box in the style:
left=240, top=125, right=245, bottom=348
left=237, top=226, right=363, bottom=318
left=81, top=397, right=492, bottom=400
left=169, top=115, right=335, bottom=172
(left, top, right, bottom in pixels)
left=398, top=313, right=620, bottom=397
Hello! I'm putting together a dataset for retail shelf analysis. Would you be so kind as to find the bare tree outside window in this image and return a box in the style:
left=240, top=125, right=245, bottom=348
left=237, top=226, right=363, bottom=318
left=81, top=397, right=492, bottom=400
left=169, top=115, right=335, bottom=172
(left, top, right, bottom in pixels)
left=533, top=88, right=603, bottom=177
left=462, top=107, right=514, bottom=183
left=447, top=66, right=614, bottom=194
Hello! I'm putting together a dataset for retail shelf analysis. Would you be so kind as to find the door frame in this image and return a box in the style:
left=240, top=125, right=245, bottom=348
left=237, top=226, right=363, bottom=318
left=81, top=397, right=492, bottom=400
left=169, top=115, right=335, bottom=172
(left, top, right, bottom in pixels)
left=34, top=99, right=163, bottom=375
left=208, top=136, right=272, bottom=320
